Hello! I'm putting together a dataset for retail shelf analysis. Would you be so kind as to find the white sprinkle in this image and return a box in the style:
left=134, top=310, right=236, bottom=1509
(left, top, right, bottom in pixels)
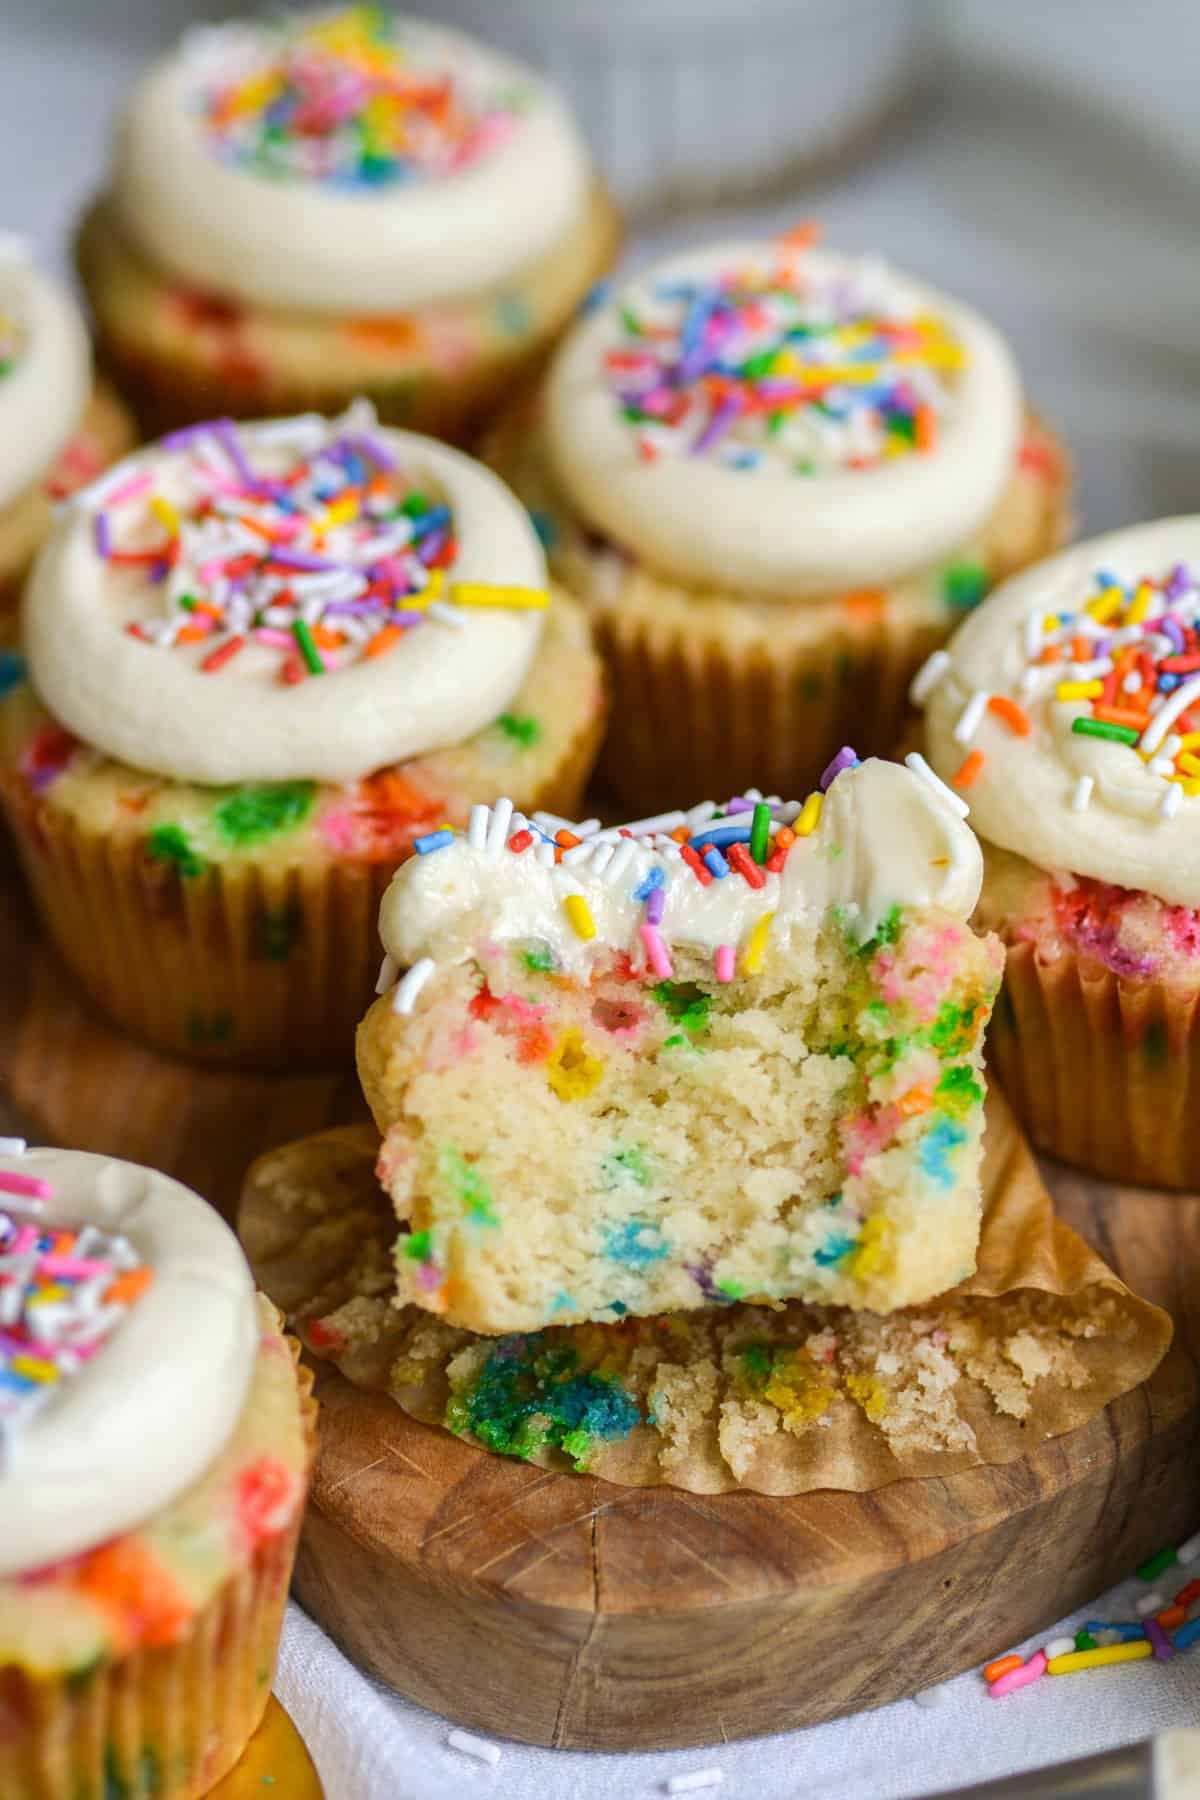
left=1122, top=671, right=1142, bottom=695
left=666, top=1771, right=723, bottom=1795
left=686, top=799, right=718, bottom=831
left=1178, top=1530, right=1200, bottom=1564
left=1141, top=674, right=1200, bottom=754
left=603, top=841, right=637, bottom=885
left=622, top=810, right=688, bottom=838
left=250, top=412, right=327, bottom=447
left=1148, top=757, right=1177, bottom=779
left=531, top=810, right=574, bottom=835
left=912, top=1683, right=952, bottom=1708
left=535, top=841, right=556, bottom=868
left=1135, top=1591, right=1166, bottom=1617
left=446, top=1730, right=501, bottom=1767
left=1070, top=776, right=1093, bottom=814
left=485, top=797, right=514, bottom=858
left=392, top=958, right=435, bottom=1016
left=467, top=804, right=490, bottom=850
left=574, top=818, right=602, bottom=839
left=1164, top=734, right=1183, bottom=759
left=428, top=601, right=466, bottom=629
left=0, top=1139, right=26, bottom=1156
left=1024, top=609, right=1047, bottom=657
left=903, top=752, right=969, bottom=818
left=560, top=841, right=595, bottom=866
left=953, top=689, right=988, bottom=745
left=1161, top=784, right=1183, bottom=820
left=908, top=648, right=951, bottom=705
left=1044, top=1636, right=1077, bottom=1661
left=374, top=953, right=398, bottom=996
left=589, top=843, right=615, bottom=877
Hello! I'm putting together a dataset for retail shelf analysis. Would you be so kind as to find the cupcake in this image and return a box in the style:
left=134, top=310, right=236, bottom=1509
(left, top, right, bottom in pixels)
left=487, top=231, right=1072, bottom=814
left=0, top=1142, right=313, bottom=1799
left=919, top=517, right=1200, bottom=1189
left=0, top=240, right=136, bottom=625
left=76, top=8, right=620, bottom=443
left=356, top=755, right=1003, bottom=1333
left=0, top=404, right=605, bottom=1068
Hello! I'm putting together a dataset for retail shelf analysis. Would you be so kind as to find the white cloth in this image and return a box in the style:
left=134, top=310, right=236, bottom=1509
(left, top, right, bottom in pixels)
left=3, top=3, right=1200, bottom=1793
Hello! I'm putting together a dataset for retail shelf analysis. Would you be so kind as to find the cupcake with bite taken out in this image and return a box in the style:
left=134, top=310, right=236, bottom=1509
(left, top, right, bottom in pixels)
left=0, top=403, right=605, bottom=1068
left=488, top=228, right=1072, bottom=815
left=76, top=7, right=619, bottom=442
left=919, top=516, right=1200, bottom=1189
left=0, top=1142, right=313, bottom=1799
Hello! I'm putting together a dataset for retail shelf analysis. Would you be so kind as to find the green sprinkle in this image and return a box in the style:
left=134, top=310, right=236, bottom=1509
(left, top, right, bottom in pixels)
left=404, top=1229, right=433, bottom=1262
left=601, top=1145, right=650, bottom=1189
left=438, top=1145, right=498, bottom=1227
left=176, top=593, right=198, bottom=612
left=943, top=560, right=989, bottom=611
left=497, top=712, right=542, bottom=749
left=1075, top=1628, right=1097, bottom=1651
left=292, top=617, right=324, bottom=676
left=1072, top=716, right=1139, bottom=746
left=935, top=1064, right=985, bottom=1117
left=619, top=305, right=642, bottom=337
left=147, top=823, right=205, bottom=879
left=214, top=781, right=315, bottom=848
left=401, top=490, right=431, bottom=517
left=750, top=800, right=772, bottom=864
left=653, top=980, right=710, bottom=1037
left=522, top=942, right=556, bottom=973
left=716, top=1279, right=745, bottom=1300
left=1137, top=1546, right=1178, bottom=1581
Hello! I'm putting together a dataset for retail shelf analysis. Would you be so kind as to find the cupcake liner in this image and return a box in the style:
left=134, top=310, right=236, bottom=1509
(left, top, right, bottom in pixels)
left=1, top=1357, right=315, bottom=1800
left=989, top=940, right=1200, bottom=1190
left=77, top=187, right=620, bottom=446
left=0, top=709, right=597, bottom=1070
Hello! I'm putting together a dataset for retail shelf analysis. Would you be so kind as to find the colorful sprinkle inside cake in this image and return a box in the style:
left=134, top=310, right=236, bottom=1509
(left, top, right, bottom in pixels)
left=356, top=753, right=1004, bottom=1333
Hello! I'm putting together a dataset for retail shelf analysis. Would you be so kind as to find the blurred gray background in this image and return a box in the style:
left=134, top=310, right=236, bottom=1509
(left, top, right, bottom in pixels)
left=2, top=0, right=1199, bottom=533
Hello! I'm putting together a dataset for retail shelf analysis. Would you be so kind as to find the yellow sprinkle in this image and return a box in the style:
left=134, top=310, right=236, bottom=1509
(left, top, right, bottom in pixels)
left=845, top=1370, right=890, bottom=1423
left=563, top=894, right=596, bottom=941
left=150, top=495, right=180, bottom=535
left=1042, top=614, right=1060, bottom=634
left=1177, top=752, right=1200, bottom=778
left=741, top=911, right=775, bottom=975
left=1169, top=774, right=1200, bottom=796
left=321, top=495, right=359, bottom=528
left=545, top=1029, right=605, bottom=1102
left=1046, top=1643, right=1152, bottom=1674
left=1085, top=586, right=1124, bottom=623
left=1178, top=732, right=1200, bottom=752
left=11, top=1355, right=59, bottom=1384
left=450, top=583, right=549, bottom=610
left=796, top=792, right=823, bottom=837
left=1055, top=680, right=1104, bottom=701
left=1127, top=581, right=1155, bottom=624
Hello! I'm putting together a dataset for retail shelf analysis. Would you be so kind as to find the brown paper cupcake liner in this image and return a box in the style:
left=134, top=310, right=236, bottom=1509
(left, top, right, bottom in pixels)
left=989, top=941, right=1200, bottom=1190
left=0, top=702, right=599, bottom=1071
left=2, top=1357, right=315, bottom=1800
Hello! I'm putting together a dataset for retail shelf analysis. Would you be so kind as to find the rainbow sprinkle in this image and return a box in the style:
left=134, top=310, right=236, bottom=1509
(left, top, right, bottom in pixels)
left=192, top=7, right=522, bottom=188
left=604, top=241, right=964, bottom=473
left=0, top=1167, right=153, bottom=1464
left=85, top=407, right=546, bottom=682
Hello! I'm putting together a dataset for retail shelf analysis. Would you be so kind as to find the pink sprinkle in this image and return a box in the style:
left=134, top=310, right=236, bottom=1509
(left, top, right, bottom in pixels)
left=255, top=628, right=294, bottom=648
left=714, top=945, right=735, bottom=983
left=988, top=1651, right=1046, bottom=1698
left=0, top=1173, right=52, bottom=1201
left=640, top=924, right=674, bottom=981
left=36, top=1255, right=112, bottom=1278
left=103, top=470, right=154, bottom=508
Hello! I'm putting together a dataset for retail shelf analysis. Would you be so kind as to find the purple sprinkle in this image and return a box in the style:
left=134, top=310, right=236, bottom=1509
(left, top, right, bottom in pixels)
left=389, top=609, right=425, bottom=628
left=820, top=746, right=860, bottom=791
left=160, top=421, right=222, bottom=451
left=1161, top=615, right=1187, bottom=654
left=212, top=418, right=264, bottom=491
left=724, top=796, right=754, bottom=814
left=93, top=511, right=111, bottom=557
left=646, top=888, right=665, bottom=925
left=269, top=549, right=341, bottom=572
left=345, top=432, right=398, bottom=473
left=322, top=598, right=385, bottom=617
left=1145, top=1618, right=1175, bottom=1662
left=690, top=395, right=742, bottom=457
left=1166, top=563, right=1192, bottom=601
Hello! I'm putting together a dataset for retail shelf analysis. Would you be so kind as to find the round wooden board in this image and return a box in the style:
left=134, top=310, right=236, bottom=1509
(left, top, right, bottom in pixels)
left=2, top=858, right=1199, bottom=1751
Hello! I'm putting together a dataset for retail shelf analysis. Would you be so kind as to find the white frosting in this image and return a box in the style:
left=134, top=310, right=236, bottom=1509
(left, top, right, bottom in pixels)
left=543, top=242, right=1023, bottom=597
left=109, top=15, right=593, bottom=314
left=25, top=416, right=547, bottom=785
left=379, top=759, right=983, bottom=979
left=0, top=249, right=90, bottom=511
left=0, top=1148, right=257, bottom=1576
left=923, top=517, right=1200, bottom=909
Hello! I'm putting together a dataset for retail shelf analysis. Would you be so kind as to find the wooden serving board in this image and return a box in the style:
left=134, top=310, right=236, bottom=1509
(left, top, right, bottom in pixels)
left=3, top=858, right=1200, bottom=1751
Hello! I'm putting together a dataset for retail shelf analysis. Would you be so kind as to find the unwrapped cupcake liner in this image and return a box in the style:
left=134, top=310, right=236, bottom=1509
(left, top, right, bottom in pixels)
left=989, top=941, right=1200, bottom=1190
left=1, top=1359, right=315, bottom=1800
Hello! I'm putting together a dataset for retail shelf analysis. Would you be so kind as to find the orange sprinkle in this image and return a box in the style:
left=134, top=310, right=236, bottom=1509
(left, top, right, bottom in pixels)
left=1093, top=705, right=1151, bottom=730
left=312, top=625, right=347, bottom=651
left=74, top=1539, right=191, bottom=1653
left=1071, top=635, right=1091, bottom=662
left=1157, top=1605, right=1187, bottom=1630
left=915, top=405, right=937, bottom=451
left=175, top=624, right=210, bottom=645
left=897, top=1086, right=933, bottom=1117
left=775, top=826, right=796, bottom=851
left=986, top=695, right=1032, bottom=737
left=105, top=1267, right=154, bottom=1306
left=556, top=829, right=582, bottom=849
left=1037, top=644, right=1064, bottom=665
left=365, top=624, right=405, bottom=660
left=777, top=220, right=821, bottom=251
left=842, top=588, right=886, bottom=621
left=984, top=1655, right=1023, bottom=1684
left=953, top=749, right=986, bottom=789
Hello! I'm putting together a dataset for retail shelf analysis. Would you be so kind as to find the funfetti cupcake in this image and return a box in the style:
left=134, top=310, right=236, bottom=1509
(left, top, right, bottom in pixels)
left=488, top=231, right=1072, bottom=815
left=0, top=240, right=136, bottom=625
left=0, top=1143, right=313, bottom=1800
left=0, top=404, right=605, bottom=1068
left=919, top=516, right=1200, bottom=1190
left=76, top=8, right=619, bottom=442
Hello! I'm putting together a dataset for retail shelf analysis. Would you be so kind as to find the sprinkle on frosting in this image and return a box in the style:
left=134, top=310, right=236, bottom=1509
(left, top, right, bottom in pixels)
left=0, top=308, right=21, bottom=382
left=84, top=404, right=547, bottom=682
left=192, top=6, right=523, bottom=188
left=0, top=1171, right=152, bottom=1466
left=603, top=233, right=965, bottom=474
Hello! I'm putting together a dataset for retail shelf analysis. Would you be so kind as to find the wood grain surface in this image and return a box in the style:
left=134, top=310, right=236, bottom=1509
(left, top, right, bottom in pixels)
left=3, top=856, right=1198, bottom=1750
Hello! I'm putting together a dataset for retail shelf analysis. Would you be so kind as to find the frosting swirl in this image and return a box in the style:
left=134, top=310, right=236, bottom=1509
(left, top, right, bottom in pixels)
left=378, top=756, right=984, bottom=986
left=0, top=243, right=90, bottom=511
left=110, top=11, right=592, bottom=313
left=25, top=408, right=548, bottom=785
left=0, top=1148, right=257, bottom=1576
left=543, top=240, right=1023, bottom=597
left=921, top=517, right=1200, bottom=908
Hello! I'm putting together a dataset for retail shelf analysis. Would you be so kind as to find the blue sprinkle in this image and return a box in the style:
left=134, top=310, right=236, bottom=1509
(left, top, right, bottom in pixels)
left=550, top=1291, right=575, bottom=1314
left=608, top=1300, right=629, bottom=1316
left=1175, top=1618, right=1200, bottom=1651
left=633, top=867, right=665, bottom=902
left=703, top=847, right=730, bottom=880
left=691, top=822, right=753, bottom=851
left=604, top=1221, right=669, bottom=1269
left=814, top=1233, right=856, bottom=1267
left=919, top=1118, right=967, bottom=1190
left=414, top=829, right=455, bottom=855
left=0, top=649, right=26, bottom=699
left=412, top=504, right=452, bottom=539
left=529, top=509, right=558, bottom=551
left=1159, top=674, right=1180, bottom=692
left=579, top=279, right=614, bottom=317
left=1085, top=1621, right=1145, bottom=1641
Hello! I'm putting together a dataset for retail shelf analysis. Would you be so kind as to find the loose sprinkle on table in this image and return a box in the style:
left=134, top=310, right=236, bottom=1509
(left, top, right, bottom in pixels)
left=446, top=1728, right=502, bottom=1767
